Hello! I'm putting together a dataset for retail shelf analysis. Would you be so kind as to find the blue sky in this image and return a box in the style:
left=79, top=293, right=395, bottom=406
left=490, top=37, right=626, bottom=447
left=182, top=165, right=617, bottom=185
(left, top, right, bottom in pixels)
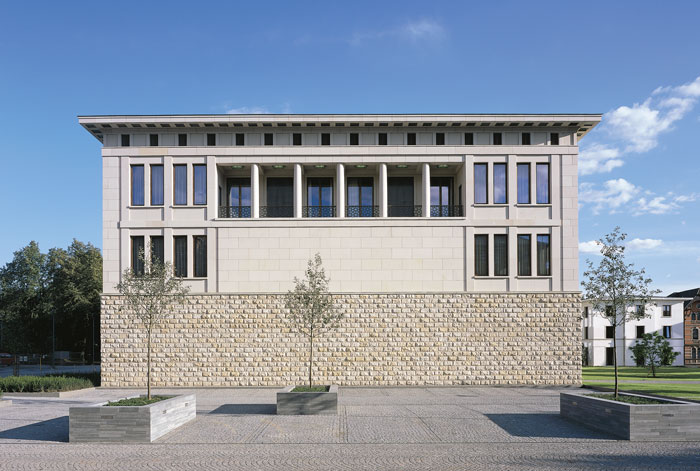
left=1, top=1, right=699, bottom=294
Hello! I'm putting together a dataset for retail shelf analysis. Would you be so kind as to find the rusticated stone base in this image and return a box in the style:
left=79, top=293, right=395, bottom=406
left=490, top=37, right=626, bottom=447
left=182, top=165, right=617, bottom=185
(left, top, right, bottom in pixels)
left=100, top=292, right=582, bottom=387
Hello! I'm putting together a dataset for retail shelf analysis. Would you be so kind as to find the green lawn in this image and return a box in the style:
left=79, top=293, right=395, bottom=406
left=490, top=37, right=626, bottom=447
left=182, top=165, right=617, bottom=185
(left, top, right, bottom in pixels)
left=583, top=382, right=700, bottom=400
left=582, top=367, right=700, bottom=400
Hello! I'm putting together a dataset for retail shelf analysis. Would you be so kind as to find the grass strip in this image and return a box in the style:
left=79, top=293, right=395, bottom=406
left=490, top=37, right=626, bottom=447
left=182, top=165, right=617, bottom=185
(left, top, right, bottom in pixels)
left=106, top=395, right=170, bottom=406
left=587, top=393, right=669, bottom=405
left=291, top=386, right=330, bottom=392
left=0, top=375, right=93, bottom=393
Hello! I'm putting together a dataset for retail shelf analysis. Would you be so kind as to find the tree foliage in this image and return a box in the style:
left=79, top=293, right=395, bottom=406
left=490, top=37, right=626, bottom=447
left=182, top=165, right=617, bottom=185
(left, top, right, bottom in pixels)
left=628, top=332, right=680, bottom=377
left=116, top=251, right=189, bottom=398
left=284, top=253, right=342, bottom=388
left=582, top=227, right=659, bottom=397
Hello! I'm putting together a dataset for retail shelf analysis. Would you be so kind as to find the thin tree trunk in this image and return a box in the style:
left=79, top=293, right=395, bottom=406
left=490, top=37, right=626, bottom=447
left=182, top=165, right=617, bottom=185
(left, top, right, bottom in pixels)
left=309, top=329, right=313, bottom=389
left=147, top=326, right=152, bottom=400
left=613, top=326, right=619, bottom=398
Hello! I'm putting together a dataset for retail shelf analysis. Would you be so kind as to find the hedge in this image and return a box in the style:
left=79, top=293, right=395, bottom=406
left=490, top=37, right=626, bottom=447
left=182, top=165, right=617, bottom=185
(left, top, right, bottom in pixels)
left=0, top=375, right=93, bottom=393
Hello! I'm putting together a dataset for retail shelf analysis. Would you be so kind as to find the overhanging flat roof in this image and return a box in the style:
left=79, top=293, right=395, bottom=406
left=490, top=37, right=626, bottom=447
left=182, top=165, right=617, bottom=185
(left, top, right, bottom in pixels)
left=78, top=113, right=602, bottom=143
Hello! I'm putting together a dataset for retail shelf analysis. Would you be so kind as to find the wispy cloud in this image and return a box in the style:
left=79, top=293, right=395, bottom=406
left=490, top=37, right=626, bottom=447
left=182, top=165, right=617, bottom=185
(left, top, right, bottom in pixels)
left=349, top=19, right=445, bottom=46
left=579, top=237, right=663, bottom=255
left=579, top=178, right=697, bottom=215
left=225, top=106, right=271, bottom=114
left=580, top=76, right=700, bottom=175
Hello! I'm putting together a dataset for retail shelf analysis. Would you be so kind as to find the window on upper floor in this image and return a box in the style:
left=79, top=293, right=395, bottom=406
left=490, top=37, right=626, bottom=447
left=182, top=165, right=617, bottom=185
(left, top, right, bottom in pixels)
left=150, top=165, right=164, bottom=206
left=517, top=234, right=531, bottom=276
left=493, top=163, right=507, bottom=204
left=636, top=325, right=645, bottom=339
left=173, top=236, right=187, bottom=278
left=321, top=133, right=330, bottom=146
left=347, top=177, right=374, bottom=217
left=584, top=327, right=589, bottom=339
left=517, top=163, right=530, bottom=204
left=121, top=134, right=130, bottom=147
left=663, top=305, right=671, bottom=317
left=474, top=234, right=488, bottom=277
left=694, top=328, right=699, bottom=340
left=293, top=133, right=302, bottom=146
left=194, top=236, right=207, bottom=278
left=235, top=133, right=245, bottom=146
left=692, top=313, right=697, bottom=321
left=149, top=134, right=159, bottom=146
left=493, top=132, right=502, bottom=145
left=436, top=133, right=445, bottom=145
left=494, top=234, right=508, bottom=276
left=605, top=325, right=614, bottom=339
left=407, top=133, right=416, bottom=145
left=350, top=133, right=359, bottom=145
left=551, top=133, right=559, bottom=145
left=537, top=234, right=551, bottom=276
left=131, top=236, right=144, bottom=276
left=173, top=165, right=187, bottom=205
left=605, top=305, right=614, bottom=317
left=663, top=326, right=671, bottom=338
left=264, top=133, right=273, bottom=146
left=474, top=164, right=487, bottom=204
left=536, top=163, right=550, bottom=204
left=207, top=133, right=216, bottom=146
left=464, top=132, right=474, bottom=145
left=584, top=306, right=589, bottom=318
left=131, top=165, right=144, bottom=206
left=522, top=132, right=531, bottom=145
left=150, top=236, right=164, bottom=265
left=378, top=133, right=387, bottom=145
left=178, top=134, right=187, bottom=146
left=193, top=164, right=207, bottom=205
left=636, top=304, right=645, bottom=316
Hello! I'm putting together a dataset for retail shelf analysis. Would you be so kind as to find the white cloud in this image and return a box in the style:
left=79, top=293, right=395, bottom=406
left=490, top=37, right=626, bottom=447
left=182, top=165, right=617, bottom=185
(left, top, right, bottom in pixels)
left=579, top=76, right=700, bottom=175
left=580, top=179, right=696, bottom=216
left=225, top=106, right=271, bottom=114
left=627, top=238, right=663, bottom=251
left=579, top=240, right=602, bottom=255
left=350, top=19, right=445, bottom=45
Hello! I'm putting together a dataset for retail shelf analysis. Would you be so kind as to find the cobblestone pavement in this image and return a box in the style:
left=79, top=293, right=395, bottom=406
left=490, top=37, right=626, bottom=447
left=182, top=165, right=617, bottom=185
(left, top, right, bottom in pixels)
left=1, top=387, right=699, bottom=470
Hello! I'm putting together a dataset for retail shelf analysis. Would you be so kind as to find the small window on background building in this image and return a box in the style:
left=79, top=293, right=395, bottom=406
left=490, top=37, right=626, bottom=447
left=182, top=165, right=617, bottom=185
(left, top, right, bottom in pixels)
left=474, top=163, right=487, bottom=204
left=537, top=234, right=551, bottom=276
left=692, top=313, right=697, bottom=321
left=605, top=305, right=614, bottom=317
left=150, top=165, right=164, bottom=206
left=606, top=325, right=615, bottom=339
left=150, top=236, right=164, bottom=265
left=193, top=164, right=207, bottom=205
left=131, top=236, right=145, bottom=276
left=663, top=305, right=671, bottom=317
left=378, top=133, right=387, bottom=145
left=474, top=235, right=488, bottom=276
left=121, top=134, right=130, bottom=147
left=517, top=234, right=531, bottom=276
left=321, top=133, right=330, bottom=145
left=522, top=132, right=531, bottom=145
left=407, top=133, right=416, bottom=145
left=235, top=133, right=245, bottom=146
left=694, top=328, right=699, bottom=340
left=207, top=133, right=216, bottom=146
left=149, top=134, right=159, bottom=147
left=536, top=163, right=550, bottom=204
left=173, top=236, right=187, bottom=278
left=293, top=133, right=302, bottom=146
left=131, top=165, right=144, bottom=206
left=264, top=133, right=273, bottom=146
left=663, top=326, right=671, bottom=338
left=194, top=236, right=207, bottom=278
left=178, top=134, right=187, bottom=146
left=517, top=163, right=530, bottom=204
left=464, top=132, right=474, bottom=145
left=550, top=133, right=559, bottom=145
left=584, top=306, right=589, bottom=318
left=173, top=164, right=187, bottom=205
left=493, top=163, right=507, bottom=204
left=636, top=305, right=645, bottom=316
left=584, top=327, right=589, bottom=340
left=436, top=133, right=445, bottom=145
left=350, top=133, right=359, bottom=145
left=493, top=132, right=502, bottom=145
left=636, top=325, right=645, bottom=339
left=494, top=234, right=508, bottom=276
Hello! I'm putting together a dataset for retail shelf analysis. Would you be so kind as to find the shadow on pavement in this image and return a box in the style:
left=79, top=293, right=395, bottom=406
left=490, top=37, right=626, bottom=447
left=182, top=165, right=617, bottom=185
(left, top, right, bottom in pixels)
left=0, top=416, right=68, bottom=442
left=486, top=413, right=614, bottom=440
left=209, top=404, right=276, bottom=415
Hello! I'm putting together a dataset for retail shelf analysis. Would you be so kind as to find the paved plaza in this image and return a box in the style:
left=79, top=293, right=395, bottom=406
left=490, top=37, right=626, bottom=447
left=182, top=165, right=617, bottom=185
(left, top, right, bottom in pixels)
left=1, top=386, right=699, bottom=470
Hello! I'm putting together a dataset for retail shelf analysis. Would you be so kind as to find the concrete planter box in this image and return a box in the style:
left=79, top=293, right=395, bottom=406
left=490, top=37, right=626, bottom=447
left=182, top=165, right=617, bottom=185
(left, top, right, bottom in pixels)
left=277, top=385, right=337, bottom=415
left=560, top=392, right=700, bottom=441
left=69, top=394, right=196, bottom=443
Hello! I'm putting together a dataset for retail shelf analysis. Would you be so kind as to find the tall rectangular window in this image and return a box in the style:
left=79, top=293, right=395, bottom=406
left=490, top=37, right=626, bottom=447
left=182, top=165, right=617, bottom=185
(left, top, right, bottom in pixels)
left=227, top=178, right=251, bottom=217
left=493, top=132, right=502, bottom=145
left=293, top=133, right=302, bottom=146
left=378, top=133, right=387, bottom=145
left=349, top=133, right=359, bottom=145
left=121, top=134, right=130, bottom=147
left=493, top=163, right=507, bottom=204
left=149, top=134, right=159, bottom=146
left=522, top=132, right=531, bottom=145
left=606, top=326, right=614, bottom=339
left=150, top=164, right=164, bottom=206
left=494, top=234, right=508, bottom=276
left=174, top=164, right=187, bottom=205
left=347, top=177, right=374, bottom=217
left=194, top=236, right=207, bottom=278
left=517, top=163, right=530, bottom=204
left=536, top=163, right=550, bottom=204
left=550, top=133, right=559, bottom=145
left=464, top=132, right=474, bottom=145
left=131, top=236, right=145, bottom=276
left=193, top=164, right=207, bottom=205
left=663, top=326, right=671, bottom=338
left=264, top=133, right=273, bottom=145
left=235, top=133, right=245, bottom=146
left=474, top=163, right=488, bottom=204
left=663, top=305, right=671, bottom=317
left=407, top=133, right=416, bottom=145
left=207, top=133, right=216, bottom=146
left=321, top=133, right=330, bottom=145
left=173, top=236, right=187, bottom=278
left=306, top=177, right=334, bottom=217
left=517, top=234, right=531, bottom=276
left=178, top=134, right=187, bottom=146
left=436, top=133, right=445, bottom=145
left=150, top=236, right=164, bottom=265
left=584, top=306, right=589, bottom=318
left=537, top=234, right=551, bottom=276
left=474, top=235, right=488, bottom=276
left=636, top=326, right=645, bottom=339
left=131, top=165, right=144, bottom=206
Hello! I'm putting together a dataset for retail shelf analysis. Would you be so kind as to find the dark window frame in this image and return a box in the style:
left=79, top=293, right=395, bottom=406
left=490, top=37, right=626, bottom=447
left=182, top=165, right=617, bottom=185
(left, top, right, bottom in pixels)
left=536, top=163, right=550, bottom=204
left=494, top=234, right=508, bottom=276
left=178, top=133, right=187, bottom=146
left=474, top=234, right=489, bottom=277
left=663, top=326, right=671, bottom=339
left=493, top=163, right=508, bottom=204
left=150, top=235, right=164, bottom=265
left=636, top=325, right=645, bottom=339
left=464, top=132, right=474, bottom=145
left=193, top=235, right=207, bottom=278
left=131, top=164, right=144, bottom=206
left=207, top=133, right=216, bottom=146
left=173, top=235, right=187, bottom=278
left=606, top=325, right=615, bottom=339
left=493, top=132, right=502, bottom=145
left=149, top=134, right=159, bottom=146
left=550, top=133, right=560, bottom=145
left=150, top=164, right=164, bottom=206
left=193, top=164, right=207, bottom=205
left=293, top=133, right=302, bottom=146
left=522, top=132, right=531, bottom=145
left=349, top=133, right=359, bottom=146
left=517, top=234, right=531, bottom=276
left=436, top=132, right=445, bottom=145
left=264, top=133, right=273, bottom=146
left=378, top=133, right=387, bottom=145
left=537, top=234, right=551, bottom=276
left=235, top=133, right=245, bottom=146
left=517, top=163, right=531, bottom=204
left=474, top=163, right=488, bottom=204
left=663, top=305, right=671, bottom=317
left=121, top=134, right=130, bottom=147
left=131, top=236, right=145, bottom=276
left=321, top=133, right=330, bottom=146
left=173, top=164, right=188, bottom=206
left=407, top=133, right=416, bottom=145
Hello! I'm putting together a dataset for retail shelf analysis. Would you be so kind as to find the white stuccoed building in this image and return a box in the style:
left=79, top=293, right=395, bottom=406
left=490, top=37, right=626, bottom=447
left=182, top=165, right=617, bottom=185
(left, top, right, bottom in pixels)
left=581, top=298, right=689, bottom=367
left=80, top=113, right=601, bottom=387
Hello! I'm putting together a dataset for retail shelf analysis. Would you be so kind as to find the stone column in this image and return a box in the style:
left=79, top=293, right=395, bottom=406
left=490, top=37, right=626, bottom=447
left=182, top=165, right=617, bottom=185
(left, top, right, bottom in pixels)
left=421, top=163, right=431, bottom=217
left=336, top=163, right=345, bottom=218
left=206, top=156, right=216, bottom=220
left=379, top=163, right=388, bottom=217
left=251, top=164, right=260, bottom=218
left=294, top=163, right=303, bottom=218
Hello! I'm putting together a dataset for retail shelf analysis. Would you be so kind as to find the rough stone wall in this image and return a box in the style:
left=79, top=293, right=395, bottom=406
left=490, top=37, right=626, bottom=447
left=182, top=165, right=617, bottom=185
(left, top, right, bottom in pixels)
left=101, top=292, right=582, bottom=387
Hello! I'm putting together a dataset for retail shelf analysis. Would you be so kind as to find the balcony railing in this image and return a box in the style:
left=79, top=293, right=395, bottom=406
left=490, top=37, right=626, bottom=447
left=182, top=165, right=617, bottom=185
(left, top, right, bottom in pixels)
left=303, top=206, right=336, bottom=218
left=260, top=206, right=294, bottom=218
left=430, top=205, right=464, bottom=217
left=219, top=206, right=251, bottom=218
left=346, top=205, right=379, bottom=217
left=388, top=205, right=422, bottom=217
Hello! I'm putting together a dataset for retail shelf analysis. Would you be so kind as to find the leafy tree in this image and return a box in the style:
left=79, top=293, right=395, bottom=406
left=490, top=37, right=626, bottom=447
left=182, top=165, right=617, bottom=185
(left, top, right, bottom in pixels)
left=629, top=332, right=680, bottom=377
left=116, top=251, right=189, bottom=399
left=582, top=227, right=659, bottom=398
left=629, top=342, right=646, bottom=367
left=284, top=253, right=342, bottom=388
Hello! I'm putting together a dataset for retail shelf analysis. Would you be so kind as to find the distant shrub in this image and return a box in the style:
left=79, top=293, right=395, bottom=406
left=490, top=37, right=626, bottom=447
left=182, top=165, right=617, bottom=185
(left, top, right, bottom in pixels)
left=45, top=371, right=101, bottom=386
left=0, top=375, right=93, bottom=392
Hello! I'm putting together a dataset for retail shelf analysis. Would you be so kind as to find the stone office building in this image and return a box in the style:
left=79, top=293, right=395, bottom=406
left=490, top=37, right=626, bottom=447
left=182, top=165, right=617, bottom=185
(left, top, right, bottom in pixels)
left=80, top=113, right=601, bottom=387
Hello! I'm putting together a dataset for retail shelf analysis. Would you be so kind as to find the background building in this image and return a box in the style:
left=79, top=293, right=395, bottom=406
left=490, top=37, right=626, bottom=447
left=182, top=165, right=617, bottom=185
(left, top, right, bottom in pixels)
left=582, top=298, right=688, bottom=366
left=81, top=113, right=601, bottom=387
left=669, top=288, right=700, bottom=366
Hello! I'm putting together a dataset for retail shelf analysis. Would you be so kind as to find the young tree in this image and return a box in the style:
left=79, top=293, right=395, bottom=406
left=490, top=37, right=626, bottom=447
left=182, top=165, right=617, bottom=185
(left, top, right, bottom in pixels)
left=582, top=227, right=659, bottom=398
left=284, top=253, right=343, bottom=389
left=116, top=251, right=189, bottom=399
left=628, top=332, right=680, bottom=377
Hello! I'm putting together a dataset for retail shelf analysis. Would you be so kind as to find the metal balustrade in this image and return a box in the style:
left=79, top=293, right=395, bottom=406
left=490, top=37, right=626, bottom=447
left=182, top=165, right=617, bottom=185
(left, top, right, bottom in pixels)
left=388, top=205, right=422, bottom=217
left=346, top=205, right=379, bottom=217
left=430, top=205, right=464, bottom=217
left=260, top=206, right=294, bottom=218
left=218, top=206, right=251, bottom=218
left=302, top=206, right=336, bottom=218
